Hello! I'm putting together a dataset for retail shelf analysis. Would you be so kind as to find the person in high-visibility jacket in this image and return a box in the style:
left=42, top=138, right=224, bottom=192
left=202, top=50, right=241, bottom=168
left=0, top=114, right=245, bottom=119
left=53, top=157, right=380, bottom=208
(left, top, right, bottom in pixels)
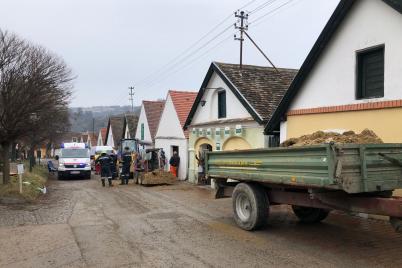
left=169, top=151, right=180, bottom=178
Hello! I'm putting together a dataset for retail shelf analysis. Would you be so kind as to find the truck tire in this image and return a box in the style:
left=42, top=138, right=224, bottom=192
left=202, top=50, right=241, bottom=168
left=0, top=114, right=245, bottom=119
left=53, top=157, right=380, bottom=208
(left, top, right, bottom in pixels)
left=85, top=171, right=91, bottom=180
left=232, top=183, right=269, bottom=231
left=292, top=206, right=329, bottom=223
left=390, top=217, right=402, bottom=233
left=57, top=172, right=63, bottom=180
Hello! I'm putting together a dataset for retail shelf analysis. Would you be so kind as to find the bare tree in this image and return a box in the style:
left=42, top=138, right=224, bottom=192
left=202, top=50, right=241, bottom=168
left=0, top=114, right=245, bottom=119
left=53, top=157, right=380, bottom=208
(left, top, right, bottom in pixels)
left=23, top=106, right=71, bottom=171
left=0, top=30, right=73, bottom=184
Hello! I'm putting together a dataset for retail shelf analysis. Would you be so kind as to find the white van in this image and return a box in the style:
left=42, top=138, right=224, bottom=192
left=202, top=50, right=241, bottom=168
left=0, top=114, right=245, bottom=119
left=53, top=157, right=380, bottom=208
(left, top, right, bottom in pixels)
left=56, top=143, right=91, bottom=179
left=91, top=146, right=114, bottom=170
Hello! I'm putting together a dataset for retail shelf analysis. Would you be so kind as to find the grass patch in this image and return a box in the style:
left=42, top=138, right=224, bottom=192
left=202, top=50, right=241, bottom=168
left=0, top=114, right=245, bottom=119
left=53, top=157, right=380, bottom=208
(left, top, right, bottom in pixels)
left=0, top=164, right=48, bottom=202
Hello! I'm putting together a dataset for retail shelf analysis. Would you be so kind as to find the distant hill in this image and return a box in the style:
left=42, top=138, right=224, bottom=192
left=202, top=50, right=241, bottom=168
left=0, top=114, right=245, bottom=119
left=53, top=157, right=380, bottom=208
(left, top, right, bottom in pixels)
left=69, top=105, right=141, bottom=133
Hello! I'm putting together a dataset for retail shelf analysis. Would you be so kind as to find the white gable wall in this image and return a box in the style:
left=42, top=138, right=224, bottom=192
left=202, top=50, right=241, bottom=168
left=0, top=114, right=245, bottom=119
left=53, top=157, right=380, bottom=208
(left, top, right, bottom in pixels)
left=290, top=0, right=402, bottom=110
left=124, top=125, right=130, bottom=139
left=191, top=72, right=252, bottom=124
left=155, top=139, right=188, bottom=180
left=155, top=93, right=188, bottom=180
left=155, top=94, right=185, bottom=139
left=97, top=131, right=103, bottom=146
left=135, top=104, right=152, bottom=144
left=106, top=126, right=114, bottom=148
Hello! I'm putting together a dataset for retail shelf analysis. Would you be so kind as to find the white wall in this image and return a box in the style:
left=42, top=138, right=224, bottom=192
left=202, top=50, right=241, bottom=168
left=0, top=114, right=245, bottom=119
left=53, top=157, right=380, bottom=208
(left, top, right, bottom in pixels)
left=155, top=93, right=189, bottom=180
left=191, top=72, right=252, bottom=124
left=155, top=138, right=188, bottom=180
left=279, top=121, right=287, bottom=143
left=290, top=0, right=402, bottom=110
left=97, top=130, right=103, bottom=146
left=155, top=94, right=185, bottom=139
left=124, top=125, right=130, bottom=139
left=135, top=104, right=152, bottom=144
left=106, top=126, right=114, bottom=148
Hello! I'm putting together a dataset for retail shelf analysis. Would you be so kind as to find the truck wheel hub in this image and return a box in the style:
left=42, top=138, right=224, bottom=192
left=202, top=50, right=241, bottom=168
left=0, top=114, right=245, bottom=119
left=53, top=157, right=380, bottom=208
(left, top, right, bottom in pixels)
left=236, top=194, right=251, bottom=221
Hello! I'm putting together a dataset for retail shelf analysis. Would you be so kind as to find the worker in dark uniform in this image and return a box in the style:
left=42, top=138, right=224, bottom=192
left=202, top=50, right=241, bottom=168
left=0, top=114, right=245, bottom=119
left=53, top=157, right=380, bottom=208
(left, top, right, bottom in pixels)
left=110, top=153, right=118, bottom=179
left=96, top=152, right=113, bottom=187
left=120, top=147, right=132, bottom=185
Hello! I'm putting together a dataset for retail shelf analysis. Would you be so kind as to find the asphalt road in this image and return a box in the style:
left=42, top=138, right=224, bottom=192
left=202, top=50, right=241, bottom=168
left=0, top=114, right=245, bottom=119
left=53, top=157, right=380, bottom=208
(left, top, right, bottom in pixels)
left=0, top=176, right=402, bottom=268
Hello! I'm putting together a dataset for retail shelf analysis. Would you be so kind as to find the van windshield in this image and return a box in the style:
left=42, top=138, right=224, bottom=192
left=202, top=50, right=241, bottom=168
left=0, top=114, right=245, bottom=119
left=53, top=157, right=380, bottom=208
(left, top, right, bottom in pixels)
left=121, top=140, right=137, bottom=152
left=61, top=149, right=89, bottom=158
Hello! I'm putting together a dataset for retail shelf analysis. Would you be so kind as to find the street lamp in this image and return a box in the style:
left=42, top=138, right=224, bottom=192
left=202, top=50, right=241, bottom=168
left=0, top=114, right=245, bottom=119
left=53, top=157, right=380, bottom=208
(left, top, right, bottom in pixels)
left=199, top=87, right=224, bottom=108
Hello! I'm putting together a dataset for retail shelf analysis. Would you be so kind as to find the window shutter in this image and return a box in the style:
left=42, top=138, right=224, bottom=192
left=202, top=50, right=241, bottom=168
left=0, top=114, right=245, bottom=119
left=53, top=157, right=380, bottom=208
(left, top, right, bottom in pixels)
left=218, top=91, right=226, bottom=118
left=357, top=46, right=384, bottom=99
left=141, top=123, right=144, bottom=140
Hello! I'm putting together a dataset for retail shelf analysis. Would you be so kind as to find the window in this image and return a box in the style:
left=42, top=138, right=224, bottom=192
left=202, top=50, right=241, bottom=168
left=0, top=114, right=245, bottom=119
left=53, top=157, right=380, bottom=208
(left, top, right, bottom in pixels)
left=216, top=142, right=221, bottom=151
left=141, top=123, right=144, bottom=140
left=356, top=46, right=384, bottom=99
left=218, top=90, right=226, bottom=118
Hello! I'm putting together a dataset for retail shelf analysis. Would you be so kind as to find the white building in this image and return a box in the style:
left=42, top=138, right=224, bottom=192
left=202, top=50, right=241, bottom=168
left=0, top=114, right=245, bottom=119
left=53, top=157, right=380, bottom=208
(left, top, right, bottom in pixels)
left=183, top=62, right=297, bottom=184
left=97, top=128, right=107, bottom=146
left=135, top=100, right=165, bottom=148
left=265, top=0, right=402, bottom=144
left=155, top=90, right=197, bottom=180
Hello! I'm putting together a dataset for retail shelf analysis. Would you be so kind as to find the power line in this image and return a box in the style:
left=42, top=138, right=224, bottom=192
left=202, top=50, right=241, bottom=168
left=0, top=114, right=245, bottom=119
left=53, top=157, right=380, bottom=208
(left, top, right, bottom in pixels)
left=134, top=15, right=233, bottom=87
left=140, top=33, right=234, bottom=92
left=134, top=0, right=261, bottom=88
left=248, top=0, right=278, bottom=14
left=137, top=0, right=293, bottom=92
left=131, top=0, right=296, bottom=98
left=138, top=25, right=233, bottom=89
left=251, top=0, right=301, bottom=28
left=249, top=0, right=295, bottom=25
left=238, top=0, right=259, bottom=10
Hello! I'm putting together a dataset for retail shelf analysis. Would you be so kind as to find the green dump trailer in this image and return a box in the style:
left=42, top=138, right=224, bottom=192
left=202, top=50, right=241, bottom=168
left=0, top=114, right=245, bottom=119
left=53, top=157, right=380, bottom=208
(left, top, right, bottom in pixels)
left=206, top=143, right=402, bottom=232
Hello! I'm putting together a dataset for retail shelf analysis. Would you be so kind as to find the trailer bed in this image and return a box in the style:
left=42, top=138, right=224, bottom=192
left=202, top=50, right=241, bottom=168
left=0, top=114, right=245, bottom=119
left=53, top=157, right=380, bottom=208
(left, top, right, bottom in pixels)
left=206, top=143, right=402, bottom=194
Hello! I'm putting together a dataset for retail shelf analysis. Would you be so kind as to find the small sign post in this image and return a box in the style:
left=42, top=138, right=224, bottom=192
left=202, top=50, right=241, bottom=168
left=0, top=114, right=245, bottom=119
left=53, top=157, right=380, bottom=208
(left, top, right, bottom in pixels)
left=17, top=164, right=24, bottom=194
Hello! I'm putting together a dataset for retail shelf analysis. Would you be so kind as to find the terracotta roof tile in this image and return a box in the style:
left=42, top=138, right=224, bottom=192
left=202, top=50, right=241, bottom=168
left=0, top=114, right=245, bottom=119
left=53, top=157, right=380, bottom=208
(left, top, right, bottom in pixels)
left=100, top=128, right=107, bottom=144
left=169, top=90, right=197, bottom=138
left=107, top=116, right=124, bottom=147
left=143, top=100, right=165, bottom=141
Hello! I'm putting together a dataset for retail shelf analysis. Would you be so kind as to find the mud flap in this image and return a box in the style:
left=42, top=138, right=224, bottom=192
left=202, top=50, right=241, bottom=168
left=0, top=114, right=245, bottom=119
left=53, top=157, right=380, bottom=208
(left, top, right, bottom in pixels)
left=214, top=180, right=237, bottom=199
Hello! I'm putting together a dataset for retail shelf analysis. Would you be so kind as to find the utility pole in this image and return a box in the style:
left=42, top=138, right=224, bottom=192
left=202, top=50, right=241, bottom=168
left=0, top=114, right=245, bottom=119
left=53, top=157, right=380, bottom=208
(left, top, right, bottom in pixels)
left=234, top=10, right=248, bottom=69
left=234, top=11, right=279, bottom=73
left=128, top=86, right=135, bottom=113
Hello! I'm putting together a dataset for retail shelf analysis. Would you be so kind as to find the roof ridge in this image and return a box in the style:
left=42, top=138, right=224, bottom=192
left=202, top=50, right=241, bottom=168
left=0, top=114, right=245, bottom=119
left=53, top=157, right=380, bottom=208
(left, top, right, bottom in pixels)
left=214, top=61, right=298, bottom=71
left=168, top=90, right=198, bottom=94
left=143, top=100, right=165, bottom=103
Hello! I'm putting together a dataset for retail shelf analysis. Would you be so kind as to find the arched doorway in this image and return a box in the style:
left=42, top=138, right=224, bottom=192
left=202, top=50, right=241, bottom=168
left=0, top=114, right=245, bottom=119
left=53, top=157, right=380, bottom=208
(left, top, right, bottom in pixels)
left=222, top=137, right=251, bottom=151
left=194, top=137, right=213, bottom=185
left=194, top=137, right=214, bottom=156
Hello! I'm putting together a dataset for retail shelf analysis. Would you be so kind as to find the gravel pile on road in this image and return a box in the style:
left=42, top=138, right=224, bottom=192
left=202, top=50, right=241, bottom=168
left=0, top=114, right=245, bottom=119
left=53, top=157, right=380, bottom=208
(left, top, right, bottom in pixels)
left=142, top=170, right=177, bottom=185
left=281, top=129, right=383, bottom=147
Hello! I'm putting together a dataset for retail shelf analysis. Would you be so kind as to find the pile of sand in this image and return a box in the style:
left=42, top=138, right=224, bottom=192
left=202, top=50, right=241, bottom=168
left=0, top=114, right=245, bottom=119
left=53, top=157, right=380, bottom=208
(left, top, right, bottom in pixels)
left=140, top=170, right=177, bottom=185
left=281, top=129, right=383, bottom=147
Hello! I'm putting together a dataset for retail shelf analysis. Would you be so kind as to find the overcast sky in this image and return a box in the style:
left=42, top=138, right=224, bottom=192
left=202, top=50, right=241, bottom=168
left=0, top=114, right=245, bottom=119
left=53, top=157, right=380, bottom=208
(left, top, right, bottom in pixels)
left=0, top=0, right=339, bottom=107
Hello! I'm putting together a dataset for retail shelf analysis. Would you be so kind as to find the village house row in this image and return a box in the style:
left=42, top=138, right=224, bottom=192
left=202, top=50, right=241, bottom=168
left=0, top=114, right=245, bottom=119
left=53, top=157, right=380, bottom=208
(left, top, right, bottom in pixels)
left=61, top=0, right=402, bottom=185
